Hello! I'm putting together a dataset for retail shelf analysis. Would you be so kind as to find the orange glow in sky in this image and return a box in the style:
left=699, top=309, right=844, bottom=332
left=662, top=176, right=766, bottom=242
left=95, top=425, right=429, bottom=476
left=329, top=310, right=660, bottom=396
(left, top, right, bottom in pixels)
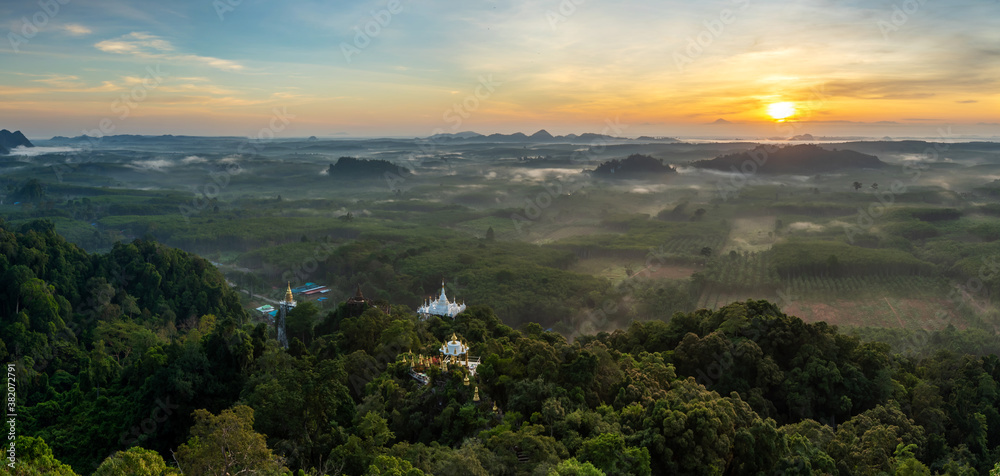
left=1, top=1, right=998, bottom=138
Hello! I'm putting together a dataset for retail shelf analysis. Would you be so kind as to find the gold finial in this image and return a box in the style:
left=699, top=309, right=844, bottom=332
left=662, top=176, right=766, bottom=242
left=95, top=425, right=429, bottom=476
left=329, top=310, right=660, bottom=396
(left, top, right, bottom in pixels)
left=450, top=333, right=458, bottom=341
left=473, top=386, right=480, bottom=402
left=463, top=374, right=470, bottom=386
left=284, top=282, right=294, bottom=303
left=492, top=402, right=498, bottom=412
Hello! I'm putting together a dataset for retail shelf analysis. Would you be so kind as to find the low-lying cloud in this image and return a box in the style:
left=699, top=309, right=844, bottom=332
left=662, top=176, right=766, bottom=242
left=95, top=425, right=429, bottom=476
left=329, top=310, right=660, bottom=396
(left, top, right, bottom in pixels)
left=128, top=159, right=174, bottom=171
left=7, top=146, right=78, bottom=157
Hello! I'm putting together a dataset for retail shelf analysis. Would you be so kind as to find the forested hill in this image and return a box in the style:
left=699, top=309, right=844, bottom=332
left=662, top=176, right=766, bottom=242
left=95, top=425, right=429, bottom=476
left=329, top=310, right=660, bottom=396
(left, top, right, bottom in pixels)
left=692, top=143, right=885, bottom=174
left=591, top=154, right=677, bottom=177
left=0, top=219, right=246, bottom=333
left=327, top=156, right=410, bottom=178
left=7, top=221, right=1000, bottom=475
left=0, top=219, right=249, bottom=472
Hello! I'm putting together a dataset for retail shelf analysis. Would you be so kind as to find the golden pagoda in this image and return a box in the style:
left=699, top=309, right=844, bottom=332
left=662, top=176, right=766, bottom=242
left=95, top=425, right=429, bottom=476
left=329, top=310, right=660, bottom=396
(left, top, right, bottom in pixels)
left=283, top=282, right=294, bottom=303
left=473, top=386, right=480, bottom=402
left=463, top=374, right=470, bottom=386
left=276, top=282, right=295, bottom=349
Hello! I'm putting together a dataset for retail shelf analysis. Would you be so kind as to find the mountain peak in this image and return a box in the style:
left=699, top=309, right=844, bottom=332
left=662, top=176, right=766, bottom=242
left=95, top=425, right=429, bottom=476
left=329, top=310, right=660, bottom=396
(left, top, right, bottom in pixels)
left=529, top=129, right=554, bottom=139
left=0, top=129, right=35, bottom=154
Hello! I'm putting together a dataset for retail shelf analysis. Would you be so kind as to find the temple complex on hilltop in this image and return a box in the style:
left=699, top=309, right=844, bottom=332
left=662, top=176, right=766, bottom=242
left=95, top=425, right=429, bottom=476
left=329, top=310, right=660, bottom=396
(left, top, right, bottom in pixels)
left=417, top=281, right=467, bottom=319
left=439, top=333, right=481, bottom=375
left=405, top=333, right=481, bottom=387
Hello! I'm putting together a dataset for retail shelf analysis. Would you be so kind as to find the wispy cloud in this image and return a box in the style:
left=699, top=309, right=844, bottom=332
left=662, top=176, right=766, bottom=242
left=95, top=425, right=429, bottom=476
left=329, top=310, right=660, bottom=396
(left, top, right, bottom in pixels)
left=94, top=32, right=244, bottom=72
left=23, top=74, right=119, bottom=93
left=61, top=24, right=92, bottom=36
left=32, top=74, right=83, bottom=88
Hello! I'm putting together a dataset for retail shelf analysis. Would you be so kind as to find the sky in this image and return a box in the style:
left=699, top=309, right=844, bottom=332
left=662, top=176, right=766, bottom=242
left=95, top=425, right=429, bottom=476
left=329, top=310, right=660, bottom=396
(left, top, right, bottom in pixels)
left=2, top=0, right=999, bottom=139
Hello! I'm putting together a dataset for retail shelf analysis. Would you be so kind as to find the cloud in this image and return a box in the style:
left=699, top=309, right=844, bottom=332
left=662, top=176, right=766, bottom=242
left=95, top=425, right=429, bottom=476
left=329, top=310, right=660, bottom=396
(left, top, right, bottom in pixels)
left=787, top=222, right=824, bottom=232
left=26, top=75, right=120, bottom=93
left=7, top=146, right=78, bottom=157
left=62, top=24, right=92, bottom=36
left=128, top=159, right=174, bottom=171
left=955, top=100, right=978, bottom=104
left=821, top=80, right=939, bottom=100
left=95, top=32, right=244, bottom=72
left=32, top=75, right=83, bottom=88
left=95, top=32, right=174, bottom=54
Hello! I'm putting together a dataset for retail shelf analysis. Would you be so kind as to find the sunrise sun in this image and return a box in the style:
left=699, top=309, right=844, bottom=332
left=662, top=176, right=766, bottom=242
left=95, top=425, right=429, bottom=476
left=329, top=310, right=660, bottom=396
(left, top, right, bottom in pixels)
left=767, top=102, right=797, bottom=121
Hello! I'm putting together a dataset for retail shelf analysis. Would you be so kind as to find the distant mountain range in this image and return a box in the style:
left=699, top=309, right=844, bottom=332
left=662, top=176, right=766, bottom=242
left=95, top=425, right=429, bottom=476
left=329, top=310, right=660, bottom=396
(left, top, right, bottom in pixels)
left=0, top=129, right=34, bottom=154
left=49, top=134, right=241, bottom=143
left=425, top=130, right=678, bottom=144
left=692, top=144, right=885, bottom=174
left=40, top=132, right=682, bottom=145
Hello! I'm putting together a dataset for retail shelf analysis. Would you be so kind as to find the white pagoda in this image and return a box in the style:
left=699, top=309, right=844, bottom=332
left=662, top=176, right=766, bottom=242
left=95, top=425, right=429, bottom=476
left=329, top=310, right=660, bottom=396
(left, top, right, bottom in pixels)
left=417, top=281, right=466, bottom=319
left=439, top=333, right=481, bottom=376
left=402, top=332, right=481, bottom=385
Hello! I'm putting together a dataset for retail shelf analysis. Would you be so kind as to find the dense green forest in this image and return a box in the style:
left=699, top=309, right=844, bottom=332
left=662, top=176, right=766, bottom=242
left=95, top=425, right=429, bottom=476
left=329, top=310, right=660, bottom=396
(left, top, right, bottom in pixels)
left=591, top=154, right=677, bottom=177
left=691, top=144, right=885, bottom=174
left=5, top=220, right=1000, bottom=475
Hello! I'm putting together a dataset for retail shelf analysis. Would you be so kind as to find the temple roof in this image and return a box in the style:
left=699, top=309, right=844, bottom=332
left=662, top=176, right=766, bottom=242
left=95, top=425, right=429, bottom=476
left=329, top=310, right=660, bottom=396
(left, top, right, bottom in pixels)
left=440, top=333, right=469, bottom=356
left=348, top=284, right=366, bottom=303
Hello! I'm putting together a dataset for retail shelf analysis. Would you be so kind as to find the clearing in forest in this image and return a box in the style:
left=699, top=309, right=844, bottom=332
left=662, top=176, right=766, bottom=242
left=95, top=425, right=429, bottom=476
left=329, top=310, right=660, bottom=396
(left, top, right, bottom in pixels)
left=722, top=216, right=777, bottom=253
left=780, top=298, right=966, bottom=330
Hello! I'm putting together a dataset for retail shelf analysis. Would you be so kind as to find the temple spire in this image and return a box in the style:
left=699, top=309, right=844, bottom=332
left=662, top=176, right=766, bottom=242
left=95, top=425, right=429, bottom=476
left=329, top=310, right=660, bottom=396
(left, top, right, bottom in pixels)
left=284, top=282, right=294, bottom=303
left=277, top=282, right=295, bottom=350
left=418, top=280, right=467, bottom=319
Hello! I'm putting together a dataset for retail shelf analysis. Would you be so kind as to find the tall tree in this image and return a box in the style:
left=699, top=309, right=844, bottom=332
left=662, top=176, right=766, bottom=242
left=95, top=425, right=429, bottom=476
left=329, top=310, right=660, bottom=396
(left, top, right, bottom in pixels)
left=93, top=447, right=180, bottom=476
left=174, top=405, right=287, bottom=476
